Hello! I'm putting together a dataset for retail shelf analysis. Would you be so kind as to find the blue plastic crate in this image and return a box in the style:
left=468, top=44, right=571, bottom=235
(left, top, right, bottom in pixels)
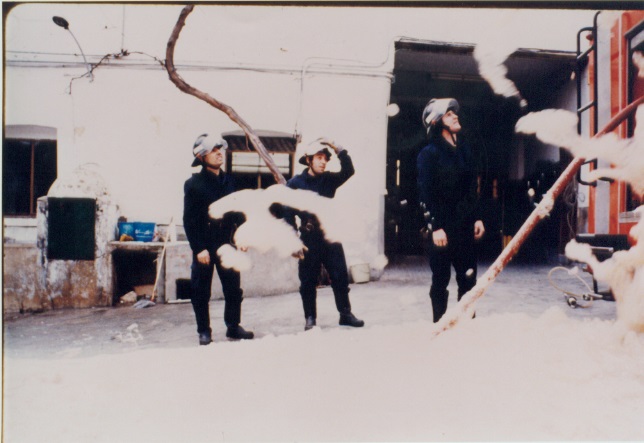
left=118, top=222, right=136, bottom=239
left=133, top=222, right=156, bottom=242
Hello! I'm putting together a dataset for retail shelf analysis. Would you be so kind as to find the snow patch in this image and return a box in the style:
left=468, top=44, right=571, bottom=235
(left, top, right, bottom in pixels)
left=371, top=254, right=388, bottom=271
left=209, top=185, right=367, bottom=271
left=217, top=244, right=252, bottom=272
left=472, top=11, right=526, bottom=106
left=516, top=108, right=644, bottom=194
left=110, top=323, right=143, bottom=344
left=536, top=192, right=555, bottom=219
left=5, top=309, right=644, bottom=442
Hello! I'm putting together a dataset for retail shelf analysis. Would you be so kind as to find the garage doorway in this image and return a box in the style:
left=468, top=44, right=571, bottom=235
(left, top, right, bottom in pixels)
left=385, top=39, right=578, bottom=263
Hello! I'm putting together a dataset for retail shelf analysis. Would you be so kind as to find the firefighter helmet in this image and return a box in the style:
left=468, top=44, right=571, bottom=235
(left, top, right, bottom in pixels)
left=298, top=138, right=333, bottom=166
left=191, top=133, right=228, bottom=167
left=422, top=98, right=460, bottom=134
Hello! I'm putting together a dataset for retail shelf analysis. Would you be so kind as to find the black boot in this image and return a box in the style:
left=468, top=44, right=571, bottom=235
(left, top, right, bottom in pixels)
left=305, top=316, right=316, bottom=331
left=226, top=325, right=254, bottom=340
left=430, top=289, right=449, bottom=323
left=339, top=311, right=364, bottom=327
left=198, top=331, right=212, bottom=346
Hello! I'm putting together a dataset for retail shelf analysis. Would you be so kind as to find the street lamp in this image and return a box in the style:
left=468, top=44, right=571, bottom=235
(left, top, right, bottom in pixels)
left=52, top=16, right=93, bottom=81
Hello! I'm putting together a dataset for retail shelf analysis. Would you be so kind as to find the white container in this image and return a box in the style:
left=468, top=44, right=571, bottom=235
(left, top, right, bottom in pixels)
left=350, top=263, right=370, bottom=284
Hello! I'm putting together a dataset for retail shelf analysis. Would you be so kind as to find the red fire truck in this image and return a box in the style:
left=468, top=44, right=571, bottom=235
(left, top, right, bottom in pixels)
left=577, top=10, right=643, bottom=239
left=571, top=10, right=642, bottom=300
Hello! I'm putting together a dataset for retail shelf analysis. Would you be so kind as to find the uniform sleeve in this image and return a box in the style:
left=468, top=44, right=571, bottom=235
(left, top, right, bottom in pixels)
left=223, top=173, right=237, bottom=196
left=183, top=179, right=208, bottom=254
left=465, top=147, right=482, bottom=222
left=327, top=150, right=355, bottom=189
left=416, top=147, right=445, bottom=231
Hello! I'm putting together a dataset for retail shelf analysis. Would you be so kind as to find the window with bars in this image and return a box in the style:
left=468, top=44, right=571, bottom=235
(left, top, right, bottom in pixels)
left=228, top=151, right=293, bottom=190
left=222, top=130, right=297, bottom=190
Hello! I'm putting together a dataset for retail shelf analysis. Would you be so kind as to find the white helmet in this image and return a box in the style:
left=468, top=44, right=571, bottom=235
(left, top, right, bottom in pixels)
left=192, top=133, right=228, bottom=166
left=298, top=138, right=332, bottom=166
left=422, top=98, right=460, bottom=135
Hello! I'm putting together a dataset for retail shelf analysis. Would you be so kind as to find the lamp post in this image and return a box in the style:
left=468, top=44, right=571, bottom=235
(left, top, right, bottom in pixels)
left=52, top=16, right=93, bottom=81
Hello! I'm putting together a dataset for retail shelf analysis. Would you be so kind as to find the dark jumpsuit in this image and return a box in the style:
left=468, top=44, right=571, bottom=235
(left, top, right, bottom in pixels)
left=183, top=168, right=244, bottom=335
left=417, top=136, right=480, bottom=322
left=286, top=150, right=355, bottom=320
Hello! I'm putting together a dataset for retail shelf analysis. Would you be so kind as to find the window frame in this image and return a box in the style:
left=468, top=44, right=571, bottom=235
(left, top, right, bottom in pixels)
left=226, top=150, right=294, bottom=190
left=3, top=125, right=58, bottom=217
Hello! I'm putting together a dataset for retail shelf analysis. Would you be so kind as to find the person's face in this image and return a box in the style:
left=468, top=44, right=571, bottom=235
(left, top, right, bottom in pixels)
left=441, top=110, right=461, bottom=133
left=202, top=147, right=225, bottom=169
left=308, top=152, right=328, bottom=175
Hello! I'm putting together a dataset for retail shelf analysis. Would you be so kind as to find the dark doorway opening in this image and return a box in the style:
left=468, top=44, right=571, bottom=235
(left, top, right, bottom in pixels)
left=111, top=250, right=158, bottom=305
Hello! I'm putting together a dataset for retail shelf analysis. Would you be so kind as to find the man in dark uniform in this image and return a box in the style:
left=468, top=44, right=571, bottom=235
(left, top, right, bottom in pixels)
left=183, top=133, right=254, bottom=345
left=287, top=138, right=364, bottom=331
left=417, top=99, right=485, bottom=322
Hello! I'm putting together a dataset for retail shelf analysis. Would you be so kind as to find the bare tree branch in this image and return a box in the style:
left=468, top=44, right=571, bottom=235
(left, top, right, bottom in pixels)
left=165, top=5, right=286, bottom=185
left=67, top=50, right=165, bottom=94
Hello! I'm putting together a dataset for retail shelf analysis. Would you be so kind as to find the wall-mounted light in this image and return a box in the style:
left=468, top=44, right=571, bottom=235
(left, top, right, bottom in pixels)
left=386, top=103, right=400, bottom=117
left=52, top=16, right=93, bottom=82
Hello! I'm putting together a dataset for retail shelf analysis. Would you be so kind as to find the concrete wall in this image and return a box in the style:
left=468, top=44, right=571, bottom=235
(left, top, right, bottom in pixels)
left=2, top=244, right=48, bottom=313
left=3, top=218, right=38, bottom=244
left=34, top=195, right=117, bottom=310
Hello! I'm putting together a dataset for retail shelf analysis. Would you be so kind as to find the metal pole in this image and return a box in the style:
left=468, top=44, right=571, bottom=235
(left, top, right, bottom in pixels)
left=66, top=28, right=94, bottom=81
left=52, top=16, right=93, bottom=81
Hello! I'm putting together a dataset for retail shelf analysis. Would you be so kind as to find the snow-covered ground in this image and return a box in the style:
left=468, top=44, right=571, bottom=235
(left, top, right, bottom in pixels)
left=4, top=260, right=644, bottom=442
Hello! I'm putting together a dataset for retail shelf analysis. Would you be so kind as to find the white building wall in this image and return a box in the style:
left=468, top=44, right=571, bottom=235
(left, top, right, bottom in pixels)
left=5, top=56, right=392, bottom=265
left=4, top=3, right=596, bottom=262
